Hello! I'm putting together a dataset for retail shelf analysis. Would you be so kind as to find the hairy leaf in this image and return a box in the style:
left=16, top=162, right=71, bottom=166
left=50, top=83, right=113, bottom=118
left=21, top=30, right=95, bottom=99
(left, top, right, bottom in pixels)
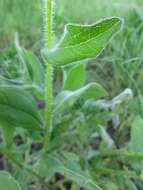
left=54, top=82, right=108, bottom=114
left=43, top=17, right=122, bottom=66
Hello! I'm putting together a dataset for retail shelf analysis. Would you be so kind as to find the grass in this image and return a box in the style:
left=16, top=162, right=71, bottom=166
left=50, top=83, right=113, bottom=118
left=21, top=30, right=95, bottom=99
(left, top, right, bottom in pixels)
left=0, top=0, right=41, bottom=47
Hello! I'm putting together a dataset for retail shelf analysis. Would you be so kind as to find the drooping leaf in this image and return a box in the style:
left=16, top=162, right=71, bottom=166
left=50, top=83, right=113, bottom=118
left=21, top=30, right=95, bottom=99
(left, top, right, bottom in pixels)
left=63, top=62, right=86, bottom=90
left=43, top=17, right=122, bottom=66
left=0, top=171, right=22, bottom=190
left=0, top=86, right=42, bottom=130
left=54, top=82, right=108, bottom=114
left=130, top=116, right=143, bottom=152
left=83, top=88, right=133, bottom=112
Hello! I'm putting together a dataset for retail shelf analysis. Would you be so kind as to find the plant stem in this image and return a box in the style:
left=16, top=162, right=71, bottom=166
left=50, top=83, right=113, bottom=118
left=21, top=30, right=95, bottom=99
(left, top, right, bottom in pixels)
left=91, top=167, right=139, bottom=178
left=44, top=0, right=53, bottom=49
left=43, top=0, right=54, bottom=152
left=92, top=150, right=143, bottom=160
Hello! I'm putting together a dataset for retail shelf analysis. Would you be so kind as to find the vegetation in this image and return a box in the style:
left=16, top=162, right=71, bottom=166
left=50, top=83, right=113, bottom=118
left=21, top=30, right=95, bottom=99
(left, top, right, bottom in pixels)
left=0, top=0, right=143, bottom=189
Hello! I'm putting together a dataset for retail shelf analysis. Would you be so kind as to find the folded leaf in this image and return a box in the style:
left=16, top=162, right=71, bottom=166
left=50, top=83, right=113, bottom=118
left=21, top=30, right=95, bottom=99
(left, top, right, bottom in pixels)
left=54, top=82, right=108, bottom=114
left=0, top=86, right=42, bottom=130
left=0, top=171, right=22, bottom=190
left=43, top=17, right=122, bottom=66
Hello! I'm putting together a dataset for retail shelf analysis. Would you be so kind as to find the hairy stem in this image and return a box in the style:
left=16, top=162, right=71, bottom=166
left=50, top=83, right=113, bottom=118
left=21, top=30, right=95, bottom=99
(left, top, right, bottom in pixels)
left=44, top=0, right=53, bottom=48
left=43, top=0, right=54, bottom=152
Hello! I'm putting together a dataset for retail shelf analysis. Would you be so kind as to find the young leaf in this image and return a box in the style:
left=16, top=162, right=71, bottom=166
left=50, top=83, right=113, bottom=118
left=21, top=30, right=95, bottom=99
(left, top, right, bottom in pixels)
left=54, top=82, right=108, bottom=114
left=21, top=49, right=44, bottom=87
left=63, top=62, right=86, bottom=90
left=0, top=171, right=22, bottom=190
left=43, top=17, right=122, bottom=66
left=0, top=86, right=42, bottom=130
left=15, top=36, right=44, bottom=87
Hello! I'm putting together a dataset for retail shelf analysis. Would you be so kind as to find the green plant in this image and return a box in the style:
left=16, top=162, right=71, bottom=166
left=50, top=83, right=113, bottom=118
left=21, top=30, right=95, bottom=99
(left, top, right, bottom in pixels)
left=2, top=0, right=140, bottom=189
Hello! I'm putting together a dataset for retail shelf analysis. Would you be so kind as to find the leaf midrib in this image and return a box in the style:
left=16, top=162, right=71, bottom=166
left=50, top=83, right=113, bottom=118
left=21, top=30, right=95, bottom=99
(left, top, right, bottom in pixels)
left=58, top=20, right=120, bottom=49
left=0, top=89, right=41, bottom=124
left=0, top=103, right=41, bottom=127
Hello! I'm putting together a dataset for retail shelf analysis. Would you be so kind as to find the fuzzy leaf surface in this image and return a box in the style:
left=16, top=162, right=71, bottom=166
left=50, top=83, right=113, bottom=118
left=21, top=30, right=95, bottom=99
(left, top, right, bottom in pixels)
left=43, top=17, right=122, bottom=66
left=54, top=82, right=108, bottom=114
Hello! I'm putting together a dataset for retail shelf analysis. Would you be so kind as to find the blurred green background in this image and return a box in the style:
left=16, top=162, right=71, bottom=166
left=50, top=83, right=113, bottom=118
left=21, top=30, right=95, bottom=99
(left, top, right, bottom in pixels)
left=0, top=0, right=143, bottom=46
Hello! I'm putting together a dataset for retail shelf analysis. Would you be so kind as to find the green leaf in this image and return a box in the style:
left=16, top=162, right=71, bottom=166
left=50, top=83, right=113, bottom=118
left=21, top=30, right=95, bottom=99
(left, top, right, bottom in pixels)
left=34, top=154, right=61, bottom=180
left=63, top=62, right=86, bottom=90
left=43, top=17, right=122, bottom=66
left=0, top=171, right=22, bottom=190
left=22, top=49, right=44, bottom=87
left=0, top=86, right=42, bottom=130
left=35, top=154, right=102, bottom=190
left=0, top=75, right=21, bottom=86
left=130, top=116, right=143, bottom=152
left=54, top=82, right=108, bottom=114
left=15, top=36, right=44, bottom=87
left=104, top=181, right=118, bottom=190
left=59, top=163, right=102, bottom=190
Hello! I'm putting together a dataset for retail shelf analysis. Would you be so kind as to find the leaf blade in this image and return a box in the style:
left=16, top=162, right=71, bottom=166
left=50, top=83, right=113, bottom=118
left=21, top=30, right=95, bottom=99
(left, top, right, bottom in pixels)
left=0, top=171, right=22, bottom=190
left=130, top=116, right=143, bottom=152
left=63, top=62, right=86, bottom=90
left=43, top=17, right=123, bottom=66
left=0, top=86, right=42, bottom=130
left=54, top=82, right=108, bottom=114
